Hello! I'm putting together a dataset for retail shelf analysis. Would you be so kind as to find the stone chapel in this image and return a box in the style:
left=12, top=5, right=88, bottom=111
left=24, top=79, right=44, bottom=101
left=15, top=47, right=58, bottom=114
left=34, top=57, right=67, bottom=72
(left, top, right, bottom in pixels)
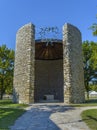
left=13, top=23, right=85, bottom=104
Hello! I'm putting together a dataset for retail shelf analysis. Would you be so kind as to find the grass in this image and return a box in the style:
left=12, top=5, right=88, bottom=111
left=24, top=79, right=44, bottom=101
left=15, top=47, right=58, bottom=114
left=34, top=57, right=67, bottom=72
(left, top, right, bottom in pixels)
left=0, top=99, right=28, bottom=108
left=0, top=99, right=97, bottom=130
left=70, top=99, right=97, bottom=107
left=81, top=109, right=97, bottom=130
left=0, top=108, right=25, bottom=130
left=0, top=99, right=28, bottom=130
left=76, top=99, right=97, bottom=130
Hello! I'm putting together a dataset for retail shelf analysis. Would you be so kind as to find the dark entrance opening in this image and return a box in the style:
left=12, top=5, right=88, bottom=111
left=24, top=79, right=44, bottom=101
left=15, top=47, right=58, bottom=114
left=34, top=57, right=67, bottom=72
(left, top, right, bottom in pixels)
left=34, top=39, right=64, bottom=102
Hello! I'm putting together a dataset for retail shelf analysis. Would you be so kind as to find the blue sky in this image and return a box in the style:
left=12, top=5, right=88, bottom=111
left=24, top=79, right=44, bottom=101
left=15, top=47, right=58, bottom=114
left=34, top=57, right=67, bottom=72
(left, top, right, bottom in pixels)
left=0, top=0, right=97, bottom=49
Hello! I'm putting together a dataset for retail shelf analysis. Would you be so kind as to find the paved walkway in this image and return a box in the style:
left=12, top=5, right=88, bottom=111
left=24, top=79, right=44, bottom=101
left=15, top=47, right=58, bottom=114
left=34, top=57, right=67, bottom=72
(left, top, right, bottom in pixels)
left=11, top=103, right=97, bottom=130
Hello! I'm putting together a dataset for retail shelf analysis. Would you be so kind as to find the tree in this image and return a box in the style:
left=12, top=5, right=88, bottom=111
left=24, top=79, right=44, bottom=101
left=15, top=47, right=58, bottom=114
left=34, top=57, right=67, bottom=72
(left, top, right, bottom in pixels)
left=90, top=23, right=97, bottom=36
left=0, top=45, right=14, bottom=99
left=89, top=84, right=97, bottom=92
left=82, top=41, right=97, bottom=99
left=90, top=13, right=97, bottom=36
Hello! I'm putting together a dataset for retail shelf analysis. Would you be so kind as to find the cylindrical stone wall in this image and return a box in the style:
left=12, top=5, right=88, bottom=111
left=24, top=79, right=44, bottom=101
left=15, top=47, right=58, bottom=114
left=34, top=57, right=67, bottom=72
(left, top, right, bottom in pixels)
left=13, top=23, right=35, bottom=104
left=63, top=23, right=85, bottom=103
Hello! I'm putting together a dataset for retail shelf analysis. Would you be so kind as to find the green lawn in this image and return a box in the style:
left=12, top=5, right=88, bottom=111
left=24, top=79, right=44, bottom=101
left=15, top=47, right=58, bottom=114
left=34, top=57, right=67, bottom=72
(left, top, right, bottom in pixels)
left=70, top=99, right=97, bottom=107
left=0, top=99, right=28, bottom=108
left=0, top=100, right=28, bottom=130
left=0, top=99, right=97, bottom=130
left=81, top=109, right=97, bottom=130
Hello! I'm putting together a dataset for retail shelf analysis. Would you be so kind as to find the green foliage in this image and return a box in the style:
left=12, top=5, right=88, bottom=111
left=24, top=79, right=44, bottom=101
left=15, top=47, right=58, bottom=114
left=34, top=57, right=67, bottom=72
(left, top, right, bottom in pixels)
left=0, top=45, right=14, bottom=99
left=89, top=85, right=97, bottom=92
left=82, top=41, right=97, bottom=98
left=90, top=23, right=97, bottom=36
left=81, top=109, right=97, bottom=130
left=90, top=12, right=97, bottom=36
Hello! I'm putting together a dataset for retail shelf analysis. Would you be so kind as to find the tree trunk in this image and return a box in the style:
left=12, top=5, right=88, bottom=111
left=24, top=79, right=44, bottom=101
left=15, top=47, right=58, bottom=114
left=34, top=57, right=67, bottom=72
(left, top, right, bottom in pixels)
left=87, top=91, right=89, bottom=100
left=86, top=82, right=89, bottom=100
left=0, top=78, right=4, bottom=100
left=0, top=92, right=3, bottom=100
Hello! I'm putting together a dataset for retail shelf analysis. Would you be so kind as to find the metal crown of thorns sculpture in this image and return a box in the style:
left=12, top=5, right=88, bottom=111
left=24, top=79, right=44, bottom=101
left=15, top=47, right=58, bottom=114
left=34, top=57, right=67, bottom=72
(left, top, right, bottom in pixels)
left=37, top=26, right=60, bottom=45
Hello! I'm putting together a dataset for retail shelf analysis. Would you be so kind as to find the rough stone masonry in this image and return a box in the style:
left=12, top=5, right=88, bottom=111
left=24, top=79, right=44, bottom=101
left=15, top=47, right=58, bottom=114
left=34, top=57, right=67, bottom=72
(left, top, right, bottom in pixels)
left=13, top=23, right=85, bottom=104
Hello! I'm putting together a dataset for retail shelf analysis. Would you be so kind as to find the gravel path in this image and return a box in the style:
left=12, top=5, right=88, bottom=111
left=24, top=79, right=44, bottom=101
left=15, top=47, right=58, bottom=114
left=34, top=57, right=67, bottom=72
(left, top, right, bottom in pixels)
left=10, top=103, right=97, bottom=130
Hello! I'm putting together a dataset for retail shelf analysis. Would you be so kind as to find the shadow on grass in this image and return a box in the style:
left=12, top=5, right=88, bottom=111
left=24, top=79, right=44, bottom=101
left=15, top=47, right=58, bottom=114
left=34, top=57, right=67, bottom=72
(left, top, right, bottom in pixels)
left=0, top=99, right=12, bottom=105
left=69, top=99, right=97, bottom=107
left=0, top=99, right=28, bottom=108
left=81, top=109, right=97, bottom=130
left=85, top=99, right=97, bottom=103
left=87, top=115, right=97, bottom=121
left=0, top=108, right=26, bottom=129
